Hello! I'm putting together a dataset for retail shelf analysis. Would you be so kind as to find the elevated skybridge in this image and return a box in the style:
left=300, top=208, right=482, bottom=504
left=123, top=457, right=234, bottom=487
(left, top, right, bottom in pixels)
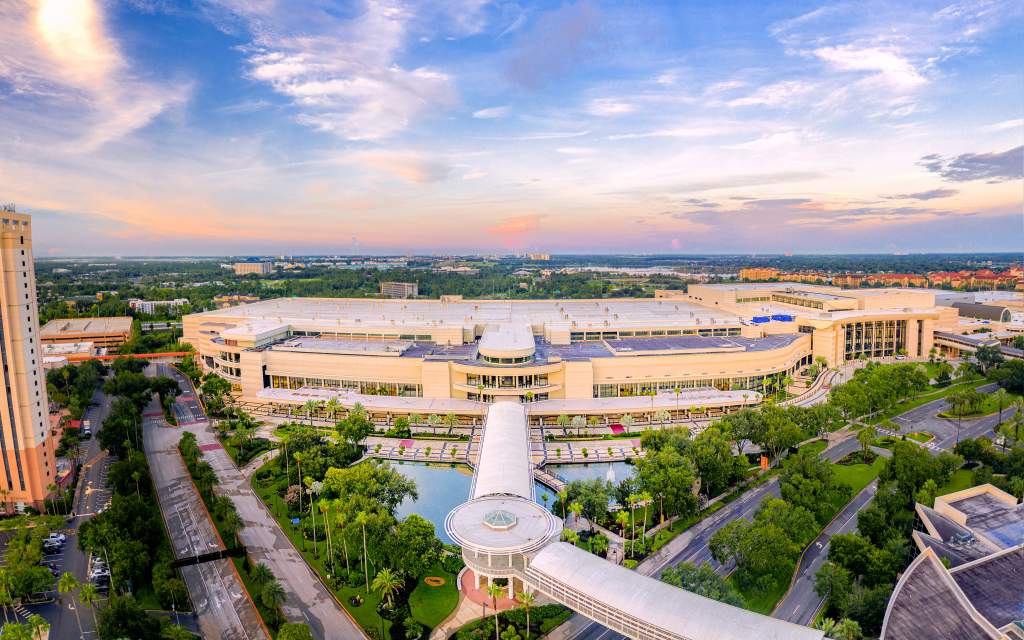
left=445, top=401, right=824, bottom=640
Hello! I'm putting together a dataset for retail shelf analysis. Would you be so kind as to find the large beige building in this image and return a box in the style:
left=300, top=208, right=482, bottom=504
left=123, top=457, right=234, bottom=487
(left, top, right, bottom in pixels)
left=183, top=283, right=958, bottom=420
left=0, top=210, right=57, bottom=511
left=233, top=261, right=274, bottom=276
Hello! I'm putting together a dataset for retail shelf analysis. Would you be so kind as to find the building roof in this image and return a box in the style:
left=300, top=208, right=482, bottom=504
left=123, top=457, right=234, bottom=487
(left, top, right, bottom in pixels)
left=527, top=542, right=824, bottom=640
left=953, top=302, right=1012, bottom=322
left=478, top=323, right=535, bottom=356
left=881, top=548, right=1002, bottom=640
left=951, top=546, right=1024, bottom=629
left=471, top=401, right=533, bottom=500
left=444, top=495, right=560, bottom=556
left=190, top=296, right=742, bottom=332
left=40, top=316, right=133, bottom=337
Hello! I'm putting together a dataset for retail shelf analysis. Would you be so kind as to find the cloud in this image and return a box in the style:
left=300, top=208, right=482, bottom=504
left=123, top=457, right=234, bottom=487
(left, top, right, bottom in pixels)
left=0, top=0, right=186, bottom=151
left=555, top=147, right=597, bottom=156
left=885, top=188, right=959, bottom=201
left=742, top=198, right=813, bottom=208
left=813, top=46, right=926, bottom=88
left=215, top=98, right=272, bottom=114
left=786, top=206, right=966, bottom=227
left=472, top=106, right=509, bottom=119
left=983, top=119, right=1023, bottom=132
left=487, top=214, right=543, bottom=235
left=727, top=81, right=814, bottom=108
left=353, top=151, right=452, bottom=183
left=216, top=1, right=458, bottom=140
left=586, top=98, right=634, bottom=116
left=918, top=146, right=1023, bottom=182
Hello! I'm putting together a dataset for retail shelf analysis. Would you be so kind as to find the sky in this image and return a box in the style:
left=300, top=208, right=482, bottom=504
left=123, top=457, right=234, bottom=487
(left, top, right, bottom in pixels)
left=1, top=0, right=1022, bottom=257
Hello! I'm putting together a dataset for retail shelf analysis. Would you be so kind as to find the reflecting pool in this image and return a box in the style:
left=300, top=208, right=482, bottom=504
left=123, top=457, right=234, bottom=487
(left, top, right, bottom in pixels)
left=388, top=462, right=552, bottom=544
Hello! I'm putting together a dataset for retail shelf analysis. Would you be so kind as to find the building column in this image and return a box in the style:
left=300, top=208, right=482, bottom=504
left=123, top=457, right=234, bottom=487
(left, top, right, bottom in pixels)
left=508, top=578, right=515, bottom=599
left=475, top=571, right=482, bottom=590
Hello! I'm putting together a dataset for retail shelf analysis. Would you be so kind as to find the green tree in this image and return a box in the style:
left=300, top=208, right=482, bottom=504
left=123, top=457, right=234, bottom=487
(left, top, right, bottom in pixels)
left=80, top=582, right=101, bottom=629
left=857, top=426, right=875, bottom=455
left=486, top=582, right=504, bottom=640
left=635, top=448, right=698, bottom=523
left=261, top=579, right=287, bottom=625
left=26, top=614, right=50, bottom=640
left=661, top=561, right=743, bottom=607
left=387, top=514, right=442, bottom=579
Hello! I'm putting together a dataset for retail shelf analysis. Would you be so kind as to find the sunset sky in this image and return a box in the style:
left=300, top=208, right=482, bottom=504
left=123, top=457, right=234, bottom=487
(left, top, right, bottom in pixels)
left=1, top=0, right=1022, bottom=256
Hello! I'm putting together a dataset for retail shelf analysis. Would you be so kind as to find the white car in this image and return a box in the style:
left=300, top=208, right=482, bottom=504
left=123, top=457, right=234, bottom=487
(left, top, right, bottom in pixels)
left=45, top=533, right=67, bottom=545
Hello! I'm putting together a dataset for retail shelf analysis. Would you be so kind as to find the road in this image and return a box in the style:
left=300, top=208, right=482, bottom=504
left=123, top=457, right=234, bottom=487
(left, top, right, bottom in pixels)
left=22, top=386, right=115, bottom=639
left=158, top=365, right=366, bottom=640
left=145, top=366, right=267, bottom=640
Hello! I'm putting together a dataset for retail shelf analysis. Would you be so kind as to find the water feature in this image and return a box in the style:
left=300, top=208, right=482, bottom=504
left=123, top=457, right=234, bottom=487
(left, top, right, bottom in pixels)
left=545, top=460, right=636, bottom=485
left=388, top=461, right=553, bottom=544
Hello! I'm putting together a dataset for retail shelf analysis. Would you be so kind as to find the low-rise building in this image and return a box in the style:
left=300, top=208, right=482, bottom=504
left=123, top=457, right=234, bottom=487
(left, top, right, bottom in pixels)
left=212, top=294, right=260, bottom=308
left=127, top=298, right=189, bottom=314
left=40, top=316, right=133, bottom=353
left=380, top=281, right=419, bottom=298
left=739, top=267, right=780, bottom=281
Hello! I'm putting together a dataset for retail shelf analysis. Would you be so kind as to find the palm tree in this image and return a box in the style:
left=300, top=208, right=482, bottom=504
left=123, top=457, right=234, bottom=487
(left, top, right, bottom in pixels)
left=261, top=579, right=287, bottom=625
left=587, top=415, right=599, bottom=435
left=568, top=501, right=583, bottom=525
left=371, top=568, right=404, bottom=609
left=627, top=493, right=639, bottom=552
left=590, top=533, right=608, bottom=557
left=558, top=489, right=568, bottom=520
left=831, top=618, right=863, bottom=640
left=223, top=510, right=245, bottom=549
left=307, top=479, right=323, bottom=557
left=302, top=399, right=320, bottom=426
left=427, top=414, right=441, bottom=435
left=250, top=562, right=275, bottom=588
left=639, top=491, right=652, bottom=541
left=357, top=511, right=371, bottom=593
left=561, top=529, right=579, bottom=546
left=556, top=414, right=570, bottom=436
left=994, top=388, right=1010, bottom=424
left=571, top=415, right=585, bottom=438
left=58, top=572, right=84, bottom=639
left=516, top=591, right=535, bottom=640
left=616, top=510, right=629, bottom=539
left=486, top=582, right=504, bottom=640
left=293, top=452, right=304, bottom=514
left=654, top=409, right=670, bottom=428
left=45, top=483, right=59, bottom=515
left=325, top=397, right=341, bottom=421
left=336, top=507, right=352, bottom=574
left=409, top=412, right=422, bottom=431
left=444, top=413, right=459, bottom=436
left=79, top=583, right=100, bottom=629
left=319, top=500, right=334, bottom=572
left=620, top=414, right=634, bottom=433
left=26, top=613, right=49, bottom=640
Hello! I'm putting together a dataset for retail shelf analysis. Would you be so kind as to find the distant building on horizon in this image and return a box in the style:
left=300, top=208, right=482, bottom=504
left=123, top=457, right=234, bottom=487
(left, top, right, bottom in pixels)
left=380, top=281, right=419, bottom=298
left=233, top=261, right=274, bottom=276
left=739, top=267, right=780, bottom=281
left=128, top=298, right=189, bottom=314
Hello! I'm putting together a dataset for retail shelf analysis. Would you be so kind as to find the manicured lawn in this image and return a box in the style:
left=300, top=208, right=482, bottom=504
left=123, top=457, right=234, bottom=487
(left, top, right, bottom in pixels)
left=222, top=436, right=276, bottom=467
left=831, top=456, right=884, bottom=508
left=731, top=576, right=789, bottom=615
left=906, top=431, right=934, bottom=444
left=408, top=565, right=459, bottom=628
left=937, top=469, right=974, bottom=497
left=866, top=379, right=984, bottom=425
left=0, top=514, right=64, bottom=531
left=799, top=440, right=827, bottom=456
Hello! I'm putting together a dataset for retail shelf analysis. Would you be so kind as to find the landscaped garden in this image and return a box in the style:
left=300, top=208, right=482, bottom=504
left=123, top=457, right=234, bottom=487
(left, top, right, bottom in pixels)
left=249, top=407, right=463, bottom=639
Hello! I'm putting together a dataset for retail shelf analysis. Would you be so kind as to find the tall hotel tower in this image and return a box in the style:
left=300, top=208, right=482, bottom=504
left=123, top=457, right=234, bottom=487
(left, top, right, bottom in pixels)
left=0, top=207, right=55, bottom=511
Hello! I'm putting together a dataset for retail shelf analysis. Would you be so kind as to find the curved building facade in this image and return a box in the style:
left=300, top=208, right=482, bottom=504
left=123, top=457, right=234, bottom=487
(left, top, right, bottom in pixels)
left=183, top=286, right=954, bottom=418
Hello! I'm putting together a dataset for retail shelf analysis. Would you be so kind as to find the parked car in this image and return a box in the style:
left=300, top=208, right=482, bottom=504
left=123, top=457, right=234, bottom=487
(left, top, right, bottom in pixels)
left=45, top=533, right=66, bottom=545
